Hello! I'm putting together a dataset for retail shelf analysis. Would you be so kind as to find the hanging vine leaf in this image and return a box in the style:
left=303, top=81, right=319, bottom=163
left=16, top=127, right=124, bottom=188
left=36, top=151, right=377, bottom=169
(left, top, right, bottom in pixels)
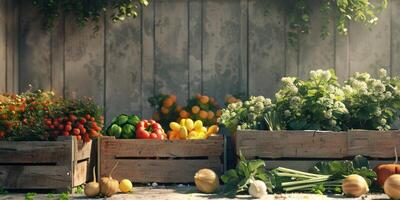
left=31, top=0, right=150, bottom=31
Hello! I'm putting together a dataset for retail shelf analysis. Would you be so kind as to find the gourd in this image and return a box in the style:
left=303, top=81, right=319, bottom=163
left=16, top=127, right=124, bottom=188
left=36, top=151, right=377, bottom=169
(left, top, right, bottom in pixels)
left=100, top=162, right=120, bottom=197
left=248, top=180, right=267, bottom=198
left=384, top=174, right=400, bottom=199
left=84, top=167, right=100, bottom=197
left=374, top=148, right=400, bottom=186
left=119, top=179, right=133, bottom=193
left=194, top=169, right=219, bottom=193
left=341, top=174, right=369, bottom=197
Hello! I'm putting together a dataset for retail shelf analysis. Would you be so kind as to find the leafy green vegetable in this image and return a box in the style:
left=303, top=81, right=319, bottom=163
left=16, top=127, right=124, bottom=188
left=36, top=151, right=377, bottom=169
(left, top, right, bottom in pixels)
left=220, top=153, right=269, bottom=197
left=268, top=156, right=376, bottom=194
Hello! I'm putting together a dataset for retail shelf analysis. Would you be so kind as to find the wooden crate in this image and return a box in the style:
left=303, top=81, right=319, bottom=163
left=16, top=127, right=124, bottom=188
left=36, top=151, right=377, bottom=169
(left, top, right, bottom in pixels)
left=0, top=137, right=94, bottom=191
left=234, top=130, right=400, bottom=171
left=99, top=136, right=224, bottom=183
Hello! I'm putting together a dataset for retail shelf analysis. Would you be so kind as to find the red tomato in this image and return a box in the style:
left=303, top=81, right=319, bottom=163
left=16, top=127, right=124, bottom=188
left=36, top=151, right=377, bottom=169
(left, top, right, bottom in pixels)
left=65, top=124, right=72, bottom=132
left=72, top=128, right=80, bottom=135
left=63, top=131, right=70, bottom=136
left=150, top=133, right=158, bottom=139
left=85, top=114, right=91, bottom=120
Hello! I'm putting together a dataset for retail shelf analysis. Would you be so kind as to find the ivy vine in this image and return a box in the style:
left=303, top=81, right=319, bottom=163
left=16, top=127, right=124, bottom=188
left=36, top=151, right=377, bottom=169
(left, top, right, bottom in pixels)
left=32, top=0, right=149, bottom=31
left=283, top=0, right=387, bottom=47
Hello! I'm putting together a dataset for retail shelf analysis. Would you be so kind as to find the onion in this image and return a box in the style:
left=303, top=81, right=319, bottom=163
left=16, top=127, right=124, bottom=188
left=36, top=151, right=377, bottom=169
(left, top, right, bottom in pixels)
left=248, top=180, right=267, bottom=198
left=84, top=167, right=100, bottom=197
left=194, top=169, right=219, bottom=193
left=341, top=174, right=369, bottom=197
left=100, top=162, right=120, bottom=197
left=384, top=174, right=400, bottom=199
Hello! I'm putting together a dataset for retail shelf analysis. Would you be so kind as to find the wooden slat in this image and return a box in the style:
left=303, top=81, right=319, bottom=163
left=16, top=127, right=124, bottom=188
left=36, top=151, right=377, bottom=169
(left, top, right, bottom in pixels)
left=188, top=0, right=202, bottom=97
left=0, top=0, right=6, bottom=93
left=18, top=1, right=51, bottom=91
left=265, top=160, right=395, bottom=172
left=248, top=0, right=285, bottom=97
left=235, top=130, right=400, bottom=159
left=0, top=166, right=71, bottom=189
left=74, top=140, right=93, bottom=161
left=105, top=11, right=142, bottom=125
left=50, top=12, right=65, bottom=96
left=73, top=160, right=89, bottom=187
left=100, top=159, right=222, bottom=183
left=154, top=0, right=189, bottom=104
left=392, top=0, right=400, bottom=76
left=348, top=0, right=391, bottom=76
left=141, top=2, right=155, bottom=118
left=0, top=141, right=71, bottom=164
left=100, top=136, right=223, bottom=158
left=202, top=0, right=241, bottom=103
left=64, top=15, right=104, bottom=106
left=298, top=0, right=334, bottom=79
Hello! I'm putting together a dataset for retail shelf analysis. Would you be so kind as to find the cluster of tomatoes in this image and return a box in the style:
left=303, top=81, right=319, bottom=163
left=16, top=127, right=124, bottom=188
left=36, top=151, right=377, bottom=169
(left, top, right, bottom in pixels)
left=44, top=114, right=103, bottom=142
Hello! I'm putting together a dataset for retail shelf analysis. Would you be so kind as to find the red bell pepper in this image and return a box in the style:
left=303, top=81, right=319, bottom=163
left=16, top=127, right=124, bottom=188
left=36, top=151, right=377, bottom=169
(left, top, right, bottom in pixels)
left=136, top=119, right=166, bottom=140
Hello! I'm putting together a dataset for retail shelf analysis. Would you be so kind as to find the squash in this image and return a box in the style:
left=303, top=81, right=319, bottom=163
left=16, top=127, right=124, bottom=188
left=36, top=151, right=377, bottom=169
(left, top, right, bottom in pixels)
left=100, top=162, right=120, bottom=197
left=384, top=174, right=400, bottom=199
left=341, top=174, right=369, bottom=197
left=194, top=169, right=219, bottom=193
left=374, top=148, right=400, bottom=187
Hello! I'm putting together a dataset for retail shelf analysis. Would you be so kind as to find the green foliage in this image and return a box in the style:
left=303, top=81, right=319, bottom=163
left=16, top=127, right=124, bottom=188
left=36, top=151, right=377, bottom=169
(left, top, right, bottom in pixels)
left=220, top=153, right=270, bottom=197
left=75, top=185, right=84, bottom=194
left=343, top=68, right=400, bottom=130
left=31, top=0, right=149, bottom=30
left=279, top=0, right=387, bottom=47
left=58, top=192, right=70, bottom=200
left=25, top=192, right=36, bottom=200
left=275, top=69, right=348, bottom=131
left=0, top=187, right=8, bottom=194
left=268, top=156, right=376, bottom=194
left=218, top=96, right=275, bottom=132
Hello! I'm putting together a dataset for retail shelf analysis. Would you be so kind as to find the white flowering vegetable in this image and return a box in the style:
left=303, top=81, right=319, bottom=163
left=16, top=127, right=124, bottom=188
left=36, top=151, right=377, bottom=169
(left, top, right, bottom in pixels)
left=248, top=180, right=267, bottom=198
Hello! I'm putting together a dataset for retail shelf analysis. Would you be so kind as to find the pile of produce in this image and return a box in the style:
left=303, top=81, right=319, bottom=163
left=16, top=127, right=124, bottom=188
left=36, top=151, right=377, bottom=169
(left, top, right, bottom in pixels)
left=106, top=114, right=140, bottom=139
left=105, top=114, right=166, bottom=140
left=149, top=93, right=221, bottom=130
left=0, top=90, right=103, bottom=141
left=218, top=68, right=400, bottom=131
left=168, top=118, right=219, bottom=140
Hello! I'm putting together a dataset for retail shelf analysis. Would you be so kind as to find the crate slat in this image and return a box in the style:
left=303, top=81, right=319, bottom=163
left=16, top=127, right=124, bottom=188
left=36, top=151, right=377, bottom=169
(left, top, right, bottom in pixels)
left=0, top=165, right=71, bottom=189
left=100, top=159, right=223, bottom=183
left=0, top=137, right=95, bottom=191
left=100, top=136, right=223, bottom=158
left=99, top=136, right=224, bottom=183
left=0, top=141, right=71, bottom=164
left=235, top=130, right=400, bottom=159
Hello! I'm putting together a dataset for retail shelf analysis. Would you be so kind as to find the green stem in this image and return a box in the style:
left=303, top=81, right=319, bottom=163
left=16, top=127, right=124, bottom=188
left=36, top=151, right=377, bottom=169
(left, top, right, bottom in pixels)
left=275, top=167, right=324, bottom=178
left=275, top=172, right=317, bottom=179
left=282, top=177, right=329, bottom=187
left=283, top=183, right=319, bottom=192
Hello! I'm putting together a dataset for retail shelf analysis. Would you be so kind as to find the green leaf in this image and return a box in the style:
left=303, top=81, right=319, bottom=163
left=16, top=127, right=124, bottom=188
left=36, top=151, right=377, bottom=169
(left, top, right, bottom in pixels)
left=352, top=155, right=370, bottom=169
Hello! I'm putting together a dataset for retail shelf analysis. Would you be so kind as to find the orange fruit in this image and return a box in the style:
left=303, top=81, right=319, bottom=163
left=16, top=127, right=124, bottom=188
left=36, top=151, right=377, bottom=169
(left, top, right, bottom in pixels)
left=191, top=106, right=200, bottom=114
left=207, top=111, right=215, bottom=120
left=0, top=130, right=5, bottom=138
left=180, top=110, right=190, bottom=118
left=199, top=110, right=208, bottom=119
left=161, top=107, right=169, bottom=114
left=226, top=96, right=236, bottom=104
left=169, top=95, right=177, bottom=102
left=195, top=93, right=202, bottom=100
left=163, top=98, right=174, bottom=108
left=216, top=110, right=222, bottom=117
left=200, top=96, right=209, bottom=104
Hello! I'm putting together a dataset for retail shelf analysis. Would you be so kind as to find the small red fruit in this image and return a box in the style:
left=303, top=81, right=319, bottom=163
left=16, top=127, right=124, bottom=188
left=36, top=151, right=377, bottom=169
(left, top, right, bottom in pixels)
left=65, top=124, right=72, bottom=132
left=49, top=125, right=55, bottom=129
left=83, top=134, right=90, bottom=142
left=69, top=114, right=77, bottom=122
left=150, top=133, right=158, bottom=139
left=72, top=128, right=80, bottom=135
left=66, top=121, right=72, bottom=125
left=80, top=128, right=87, bottom=134
left=79, top=118, right=87, bottom=124
left=76, top=135, right=82, bottom=140
left=90, top=117, right=95, bottom=122
left=63, top=131, right=70, bottom=136
left=58, top=124, right=64, bottom=130
left=85, top=114, right=91, bottom=120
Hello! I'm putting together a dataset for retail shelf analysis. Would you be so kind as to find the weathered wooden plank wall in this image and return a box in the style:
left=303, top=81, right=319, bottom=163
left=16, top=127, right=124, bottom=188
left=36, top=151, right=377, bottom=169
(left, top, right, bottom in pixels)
left=0, top=0, right=18, bottom=94
left=1, top=0, right=398, bottom=122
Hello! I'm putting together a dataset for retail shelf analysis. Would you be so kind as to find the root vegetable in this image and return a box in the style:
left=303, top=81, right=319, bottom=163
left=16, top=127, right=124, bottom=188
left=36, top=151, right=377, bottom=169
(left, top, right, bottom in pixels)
left=194, top=169, right=219, bottom=193
left=100, top=162, right=120, bottom=197
left=342, top=174, right=369, bottom=197
left=84, top=167, right=100, bottom=197
left=384, top=174, right=400, bottom=200
left=248, top=180, right=267, bottom=198
left=119, top=179, right=133, bottom=193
